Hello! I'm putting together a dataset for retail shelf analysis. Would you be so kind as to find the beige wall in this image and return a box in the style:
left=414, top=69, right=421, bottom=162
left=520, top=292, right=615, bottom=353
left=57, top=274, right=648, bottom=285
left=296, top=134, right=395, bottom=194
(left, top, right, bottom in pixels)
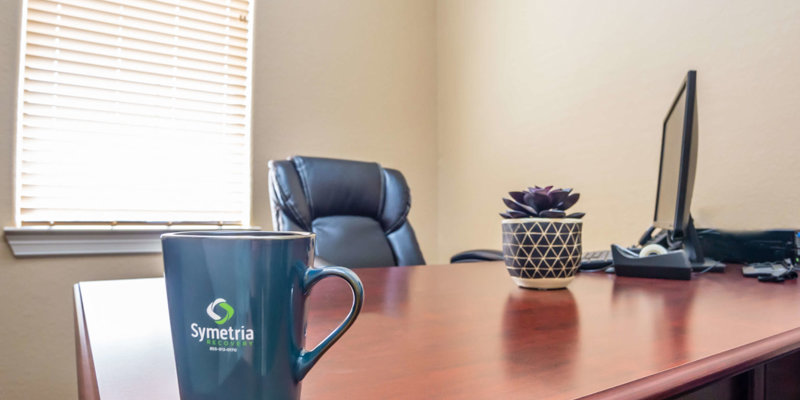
left=0, top=1, right=437, bottom=399
left=437, top=0, right=800, bottom=258
left=250, top=0, right=438, bottom=260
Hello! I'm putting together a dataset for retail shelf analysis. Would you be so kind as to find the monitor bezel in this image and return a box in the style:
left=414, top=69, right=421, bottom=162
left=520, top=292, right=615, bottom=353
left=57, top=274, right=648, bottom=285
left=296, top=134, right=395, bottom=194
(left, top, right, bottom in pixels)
left=653, top=70, right=697, bottom=238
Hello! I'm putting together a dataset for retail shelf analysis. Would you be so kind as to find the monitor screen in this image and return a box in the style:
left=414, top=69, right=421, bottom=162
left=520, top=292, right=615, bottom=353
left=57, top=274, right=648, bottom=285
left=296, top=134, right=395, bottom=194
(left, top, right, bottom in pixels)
left=653, top=71, right=697, bottom=235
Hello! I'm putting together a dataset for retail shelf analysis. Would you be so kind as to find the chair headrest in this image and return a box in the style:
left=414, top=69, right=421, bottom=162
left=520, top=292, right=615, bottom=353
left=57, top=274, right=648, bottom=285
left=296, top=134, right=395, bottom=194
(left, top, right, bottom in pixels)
left=269, top=156, right=411, bottom=233
left=293, top=156, right=383, bottom=220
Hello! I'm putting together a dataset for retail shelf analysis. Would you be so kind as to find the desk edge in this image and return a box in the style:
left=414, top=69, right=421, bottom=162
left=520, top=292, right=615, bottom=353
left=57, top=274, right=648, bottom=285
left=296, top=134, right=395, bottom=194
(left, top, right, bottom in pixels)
left=74, top=283, right=101, bottom=400
left=579, top=326, right=800, bottom=400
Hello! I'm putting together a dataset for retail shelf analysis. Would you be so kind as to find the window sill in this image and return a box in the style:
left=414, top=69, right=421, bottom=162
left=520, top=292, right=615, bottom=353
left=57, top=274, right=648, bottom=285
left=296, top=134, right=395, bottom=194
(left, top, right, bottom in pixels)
left=3, top=226, right=261, bottom=257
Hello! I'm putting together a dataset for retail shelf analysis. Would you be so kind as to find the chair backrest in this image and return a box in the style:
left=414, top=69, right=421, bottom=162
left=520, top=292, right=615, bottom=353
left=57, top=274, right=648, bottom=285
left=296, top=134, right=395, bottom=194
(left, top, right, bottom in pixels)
left=268, top=156, right=425, bottom=268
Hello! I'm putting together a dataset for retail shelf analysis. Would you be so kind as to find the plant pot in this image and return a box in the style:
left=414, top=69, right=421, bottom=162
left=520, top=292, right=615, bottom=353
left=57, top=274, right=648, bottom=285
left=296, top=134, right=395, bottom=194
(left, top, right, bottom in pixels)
left=501, top=217, right=583, bottom=290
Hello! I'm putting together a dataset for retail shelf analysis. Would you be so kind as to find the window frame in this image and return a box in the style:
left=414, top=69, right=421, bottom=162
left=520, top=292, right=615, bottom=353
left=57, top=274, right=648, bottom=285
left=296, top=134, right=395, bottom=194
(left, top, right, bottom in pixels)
left=6, top=0, right=256, bottom=256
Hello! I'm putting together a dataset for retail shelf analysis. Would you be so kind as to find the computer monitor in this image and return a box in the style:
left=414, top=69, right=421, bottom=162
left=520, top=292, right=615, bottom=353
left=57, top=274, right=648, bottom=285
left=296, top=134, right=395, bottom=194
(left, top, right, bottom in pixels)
left=652, top=70, right=704, bottom=264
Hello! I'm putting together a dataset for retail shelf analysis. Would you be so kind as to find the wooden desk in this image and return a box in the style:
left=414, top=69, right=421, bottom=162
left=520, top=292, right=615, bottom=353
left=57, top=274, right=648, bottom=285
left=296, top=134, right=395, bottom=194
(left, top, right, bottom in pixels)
left=74, top=263, right=800, bottom=400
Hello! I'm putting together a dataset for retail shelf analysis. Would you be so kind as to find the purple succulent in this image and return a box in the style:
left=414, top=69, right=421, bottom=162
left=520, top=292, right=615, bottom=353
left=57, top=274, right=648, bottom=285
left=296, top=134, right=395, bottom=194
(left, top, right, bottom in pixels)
left=500, top=186, right=584, bottom=219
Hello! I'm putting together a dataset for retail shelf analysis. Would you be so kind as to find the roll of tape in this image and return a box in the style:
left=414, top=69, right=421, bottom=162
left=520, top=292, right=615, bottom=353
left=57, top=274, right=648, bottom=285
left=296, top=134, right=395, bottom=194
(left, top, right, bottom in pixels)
left=639, top=244, right=668, bottom=257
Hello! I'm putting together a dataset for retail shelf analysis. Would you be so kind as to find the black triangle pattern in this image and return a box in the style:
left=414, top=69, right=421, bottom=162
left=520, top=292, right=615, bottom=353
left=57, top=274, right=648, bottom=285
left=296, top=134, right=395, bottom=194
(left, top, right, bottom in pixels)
left=502, top=219, right=582, bottom=280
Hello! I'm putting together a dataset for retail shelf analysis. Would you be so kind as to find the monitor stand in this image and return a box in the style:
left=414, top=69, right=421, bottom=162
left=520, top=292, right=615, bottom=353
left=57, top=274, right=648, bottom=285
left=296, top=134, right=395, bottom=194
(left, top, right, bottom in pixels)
left=671, top=216, right=725, bottom=273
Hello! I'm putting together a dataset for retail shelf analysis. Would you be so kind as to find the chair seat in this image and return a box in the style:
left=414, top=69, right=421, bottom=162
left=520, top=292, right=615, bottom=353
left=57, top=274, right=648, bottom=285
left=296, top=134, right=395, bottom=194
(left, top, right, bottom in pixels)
left=313, top=216, right=396, bottom=268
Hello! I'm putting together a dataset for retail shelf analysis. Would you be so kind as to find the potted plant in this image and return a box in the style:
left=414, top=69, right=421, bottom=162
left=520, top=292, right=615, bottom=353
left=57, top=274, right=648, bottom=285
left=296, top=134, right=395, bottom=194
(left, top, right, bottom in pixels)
left=500, top=186, right=585, bottom=290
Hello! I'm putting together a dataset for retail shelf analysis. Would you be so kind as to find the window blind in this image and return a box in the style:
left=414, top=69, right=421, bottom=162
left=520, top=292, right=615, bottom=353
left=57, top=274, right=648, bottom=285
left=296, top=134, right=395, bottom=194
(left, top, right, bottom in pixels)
left=16, top=0, right=252, bottom=226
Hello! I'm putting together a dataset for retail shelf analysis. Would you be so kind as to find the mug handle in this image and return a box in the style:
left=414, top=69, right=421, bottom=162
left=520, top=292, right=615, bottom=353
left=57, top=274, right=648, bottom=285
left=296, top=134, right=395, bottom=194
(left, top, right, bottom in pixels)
left=294, top=266, right=364, bottom=380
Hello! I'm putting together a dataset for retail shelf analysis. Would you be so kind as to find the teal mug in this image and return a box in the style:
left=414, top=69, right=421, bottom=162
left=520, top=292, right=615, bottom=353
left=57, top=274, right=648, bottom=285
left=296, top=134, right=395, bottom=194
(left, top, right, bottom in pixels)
left=162, top=231, right=364, bottom=400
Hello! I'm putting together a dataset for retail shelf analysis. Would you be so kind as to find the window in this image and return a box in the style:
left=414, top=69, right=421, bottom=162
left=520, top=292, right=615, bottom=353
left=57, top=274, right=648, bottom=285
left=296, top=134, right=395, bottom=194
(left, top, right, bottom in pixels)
left=15, top=0, right=252, bottom=228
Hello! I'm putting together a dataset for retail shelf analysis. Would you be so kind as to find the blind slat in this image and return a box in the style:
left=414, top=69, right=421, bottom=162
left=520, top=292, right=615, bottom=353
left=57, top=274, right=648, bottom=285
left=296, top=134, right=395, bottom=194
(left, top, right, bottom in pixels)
left=24, top=75, right=248, bottom=107
left=24, top=47, right=247, bottom=87
left=23, top=92, right=246, bottom=119
left=27, top=4, right=249, bottom=44
left=29, top=0, right=251, bottom=19
left=23, top=103, right=247, bottom=126
left=149, top=0, right=250, bottom=16
left=26, top=13, right=247, bottom=56
left=31, top=0, right=249, bottom=37
left=27, top=22, right=248, bottom=61
left=25, top=38, right=248, bottom=77
left=21, top=125, right=245, bottom=142
left=25, top=56, right=245, bottom=95
left=22, top=116, right=245, bottom=138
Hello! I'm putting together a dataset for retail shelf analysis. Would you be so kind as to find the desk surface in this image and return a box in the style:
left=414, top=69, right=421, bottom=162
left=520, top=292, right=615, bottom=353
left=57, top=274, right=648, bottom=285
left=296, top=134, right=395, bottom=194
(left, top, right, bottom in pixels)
left=74, top=262, right=800, bottom=400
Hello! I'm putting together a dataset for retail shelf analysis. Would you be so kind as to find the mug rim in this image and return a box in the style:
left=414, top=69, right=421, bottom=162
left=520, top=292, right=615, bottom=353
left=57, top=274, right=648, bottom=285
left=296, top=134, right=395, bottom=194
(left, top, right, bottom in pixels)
left=161, top=230, right=314, bottom=240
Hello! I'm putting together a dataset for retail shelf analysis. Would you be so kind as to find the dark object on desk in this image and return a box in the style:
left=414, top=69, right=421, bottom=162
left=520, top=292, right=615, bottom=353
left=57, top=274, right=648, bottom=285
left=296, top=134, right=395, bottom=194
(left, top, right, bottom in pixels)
left=699, top=229, right=800, bottom=264
left=611, top=244, right=692, bottom=280
left=269, top=156, right=425, bottom=268
left=450, top=249, right=617, bottom=272
left=742, top=260, right=798, bottom=283
left=757, top=265, right=797, bottom=283
left=580, top=250, right=613, bottom=270
left=759, top=270, right=798, bottom=283
left=450, top=249, right=504, bottom=263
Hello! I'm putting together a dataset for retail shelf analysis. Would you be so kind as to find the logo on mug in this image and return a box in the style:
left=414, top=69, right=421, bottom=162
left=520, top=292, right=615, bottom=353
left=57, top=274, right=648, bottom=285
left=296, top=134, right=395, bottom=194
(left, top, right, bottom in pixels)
left=206, top=298, right=234, bottom=325
left=190, top=298, right=255, bottom=352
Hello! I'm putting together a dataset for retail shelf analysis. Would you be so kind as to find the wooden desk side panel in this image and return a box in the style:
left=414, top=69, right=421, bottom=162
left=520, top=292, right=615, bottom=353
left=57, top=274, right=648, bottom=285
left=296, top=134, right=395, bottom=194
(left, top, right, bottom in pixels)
left=73, top=284, right=100, bottom=400
left=580, top=327, right=800, bottom=400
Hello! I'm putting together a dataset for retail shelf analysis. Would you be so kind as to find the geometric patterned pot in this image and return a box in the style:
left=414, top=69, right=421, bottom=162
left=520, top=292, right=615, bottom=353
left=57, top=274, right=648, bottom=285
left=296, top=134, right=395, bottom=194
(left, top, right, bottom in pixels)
left=502, top=217, right=583, bottom=290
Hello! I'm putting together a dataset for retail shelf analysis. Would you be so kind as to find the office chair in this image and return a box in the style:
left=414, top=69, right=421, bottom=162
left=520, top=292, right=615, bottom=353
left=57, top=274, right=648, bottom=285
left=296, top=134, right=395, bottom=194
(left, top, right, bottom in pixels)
left=450, top=249, right=503, bottom=263
left=268, top=156, right=426, bottom=268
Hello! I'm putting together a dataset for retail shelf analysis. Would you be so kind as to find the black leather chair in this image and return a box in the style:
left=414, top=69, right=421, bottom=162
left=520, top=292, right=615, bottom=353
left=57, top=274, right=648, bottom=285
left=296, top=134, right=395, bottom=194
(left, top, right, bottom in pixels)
left=268, top=156, right=425, bottom=268
left=450, top=249, right=503, bottom=263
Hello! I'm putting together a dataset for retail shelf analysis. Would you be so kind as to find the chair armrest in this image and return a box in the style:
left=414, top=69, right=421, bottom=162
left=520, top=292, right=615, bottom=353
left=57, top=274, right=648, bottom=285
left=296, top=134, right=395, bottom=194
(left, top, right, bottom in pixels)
left=450, top=249, right=504, bottom=263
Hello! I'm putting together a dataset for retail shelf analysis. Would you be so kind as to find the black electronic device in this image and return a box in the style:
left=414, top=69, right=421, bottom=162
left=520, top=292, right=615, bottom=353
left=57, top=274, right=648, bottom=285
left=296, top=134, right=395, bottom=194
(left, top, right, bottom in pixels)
left=742, top=259, right=797, bottom=283
left=613, top=70, right=721, bottom=280
left=699, top=229, right=800, bottom=264
left=580, top=250, right=613, bottom=270
left=651, top=70, right=703, bottom=264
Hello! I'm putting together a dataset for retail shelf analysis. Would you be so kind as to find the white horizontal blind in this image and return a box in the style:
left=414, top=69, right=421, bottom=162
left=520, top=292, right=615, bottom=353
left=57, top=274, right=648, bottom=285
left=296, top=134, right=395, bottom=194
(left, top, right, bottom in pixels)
left=16, top=0, right=252, bottom=226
